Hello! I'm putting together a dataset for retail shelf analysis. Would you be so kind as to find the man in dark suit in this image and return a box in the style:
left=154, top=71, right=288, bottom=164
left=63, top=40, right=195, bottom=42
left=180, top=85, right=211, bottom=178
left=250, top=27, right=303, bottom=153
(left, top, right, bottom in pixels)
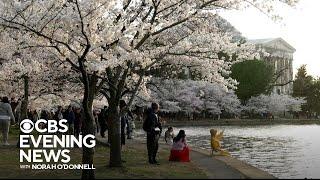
left=144, top=102, right=162, bottom=165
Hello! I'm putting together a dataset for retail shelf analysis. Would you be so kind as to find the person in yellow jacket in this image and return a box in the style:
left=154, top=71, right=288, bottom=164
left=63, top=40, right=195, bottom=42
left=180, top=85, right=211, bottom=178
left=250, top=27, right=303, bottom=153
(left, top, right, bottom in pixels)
left=210, top=129, right=230, bottom=156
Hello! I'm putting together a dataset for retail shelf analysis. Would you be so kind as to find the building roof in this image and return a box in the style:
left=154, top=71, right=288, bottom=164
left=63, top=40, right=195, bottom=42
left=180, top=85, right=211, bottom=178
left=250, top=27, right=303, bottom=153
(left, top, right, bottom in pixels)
left=248, top=38, right=277, bottom=44
left=248, top=37, right=296, bottom=53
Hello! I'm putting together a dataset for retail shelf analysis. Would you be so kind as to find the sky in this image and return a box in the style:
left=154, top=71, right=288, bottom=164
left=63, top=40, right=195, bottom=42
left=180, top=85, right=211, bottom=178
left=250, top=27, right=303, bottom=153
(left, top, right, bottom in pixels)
left=219, top=0, right=320, bottom=78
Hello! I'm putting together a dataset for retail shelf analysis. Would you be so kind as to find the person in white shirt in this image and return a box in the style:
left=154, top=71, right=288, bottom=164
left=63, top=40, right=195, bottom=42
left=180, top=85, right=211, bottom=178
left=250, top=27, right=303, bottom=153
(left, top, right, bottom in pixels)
left=0, top=97, right=16, bottom=145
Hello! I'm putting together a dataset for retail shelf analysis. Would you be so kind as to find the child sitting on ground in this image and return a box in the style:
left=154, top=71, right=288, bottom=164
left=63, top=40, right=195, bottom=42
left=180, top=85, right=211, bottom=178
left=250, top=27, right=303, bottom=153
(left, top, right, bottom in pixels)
left=164, top=127, right=174, bottom=144
left=169, top=130, right=190, bottom=162
left=210, top=129, right=230, bottom=156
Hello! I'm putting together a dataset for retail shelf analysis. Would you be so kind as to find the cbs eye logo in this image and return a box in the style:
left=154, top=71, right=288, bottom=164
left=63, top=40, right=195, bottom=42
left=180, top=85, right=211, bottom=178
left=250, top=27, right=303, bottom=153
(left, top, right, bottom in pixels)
left=20, top=119, right=34, bottom=134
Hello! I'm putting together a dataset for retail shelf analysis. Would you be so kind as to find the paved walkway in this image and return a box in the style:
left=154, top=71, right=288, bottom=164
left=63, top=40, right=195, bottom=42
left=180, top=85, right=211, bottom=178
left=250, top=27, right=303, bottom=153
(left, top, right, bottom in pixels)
left=189, top=148, right=245, bottom=179
left=5, top=133, right=275, bottom=179
left=95, top=135, right=272, bottom=179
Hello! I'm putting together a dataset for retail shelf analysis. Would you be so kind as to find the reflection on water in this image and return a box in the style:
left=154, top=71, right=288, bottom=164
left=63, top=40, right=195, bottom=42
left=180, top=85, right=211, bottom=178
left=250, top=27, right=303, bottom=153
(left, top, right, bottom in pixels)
left=136, top=124, right=320, bottom=179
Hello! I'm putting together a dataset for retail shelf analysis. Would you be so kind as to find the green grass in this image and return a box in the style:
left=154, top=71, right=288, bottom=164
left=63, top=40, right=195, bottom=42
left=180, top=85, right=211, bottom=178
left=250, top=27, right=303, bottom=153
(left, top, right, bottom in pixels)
left=0, top=127, right=207, bottom=179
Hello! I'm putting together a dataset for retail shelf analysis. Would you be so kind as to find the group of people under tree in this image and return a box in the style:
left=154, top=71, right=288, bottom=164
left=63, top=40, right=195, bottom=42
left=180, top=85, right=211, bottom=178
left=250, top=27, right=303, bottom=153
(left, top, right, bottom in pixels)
left=0, top=95, right=136, bottom=146
left=1, top=94, right=230, bottom=166
left=143, top=102, right=230, bottom=164
left=143, top=102, right=191, bottom=164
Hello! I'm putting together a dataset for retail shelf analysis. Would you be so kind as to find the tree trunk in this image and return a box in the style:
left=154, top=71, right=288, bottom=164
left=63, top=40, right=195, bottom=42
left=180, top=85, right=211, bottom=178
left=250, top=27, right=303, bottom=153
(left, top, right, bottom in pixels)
left=81, top=86, right=95, bottom=179
left=108, top=97, right=122, bottom=167
left=17, top=75, right=29, bottom=148
left=20, top=75, right=29, bottom=120
left=106, top=67, right=129, bottom=167
left=107, top=121, right=111, bottom=144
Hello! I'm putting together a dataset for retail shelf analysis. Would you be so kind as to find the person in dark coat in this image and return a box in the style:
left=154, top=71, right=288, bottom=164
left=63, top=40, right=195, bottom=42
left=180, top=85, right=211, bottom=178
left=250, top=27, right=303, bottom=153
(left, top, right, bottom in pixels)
left=27, top=109, right=33, bottom=121
left=40, top=110, right=49, bottom=120
left=126, top=111, right=134, bottom=139
left=74, top=107, right=82, bottom=137
left=98, top=106, right=108, bottom=138
left=54, top=106, right=63, bottom=121
left=10, top=97, right=19, bottom=114
left=144, top=102, right=162, bottom=165
left=66, top=106, right=75, bottom=135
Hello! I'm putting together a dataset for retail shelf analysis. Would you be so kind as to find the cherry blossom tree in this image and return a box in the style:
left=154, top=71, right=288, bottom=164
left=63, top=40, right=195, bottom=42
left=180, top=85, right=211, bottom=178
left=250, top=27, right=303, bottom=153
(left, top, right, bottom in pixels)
left=0, top=30, right=81, bottom=120
left=245, top=93, right=306, bottom=116
left=0, top=31, right=45, bottom=119
left=145, top=78, right=242, bottom=117
left=0, top=0, right=299, bottom=178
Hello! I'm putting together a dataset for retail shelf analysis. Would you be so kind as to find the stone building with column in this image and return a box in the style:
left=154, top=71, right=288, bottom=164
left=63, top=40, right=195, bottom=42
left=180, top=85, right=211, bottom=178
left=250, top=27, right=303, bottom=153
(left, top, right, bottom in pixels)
left=214, top=16, right=296, bottom=95
left=249, top=38, right=296, bottom=95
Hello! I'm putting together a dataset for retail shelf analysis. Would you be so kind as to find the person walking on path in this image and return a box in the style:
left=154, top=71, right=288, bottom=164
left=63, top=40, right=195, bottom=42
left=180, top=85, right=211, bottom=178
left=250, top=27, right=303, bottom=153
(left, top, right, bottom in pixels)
left=143, top=102, right=162, bottom=165
left=0, top=97, right=16, bottom=145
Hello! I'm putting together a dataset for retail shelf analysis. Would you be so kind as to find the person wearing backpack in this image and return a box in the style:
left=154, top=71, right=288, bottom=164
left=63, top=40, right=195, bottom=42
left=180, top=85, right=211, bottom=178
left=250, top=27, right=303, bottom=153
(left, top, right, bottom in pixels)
left=143, top=102, right=162, bottom=165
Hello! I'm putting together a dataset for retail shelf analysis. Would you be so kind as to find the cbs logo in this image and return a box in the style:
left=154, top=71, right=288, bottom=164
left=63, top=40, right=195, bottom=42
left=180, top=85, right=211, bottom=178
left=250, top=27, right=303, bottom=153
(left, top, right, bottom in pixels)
left=20, top=119, right=68, bottom=134
left=20, top=119, right=34, bottom=134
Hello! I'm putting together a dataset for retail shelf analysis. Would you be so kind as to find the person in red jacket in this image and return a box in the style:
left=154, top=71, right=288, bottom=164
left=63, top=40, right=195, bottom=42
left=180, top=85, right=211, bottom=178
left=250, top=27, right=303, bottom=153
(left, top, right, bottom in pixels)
left=169, top=130, right=190, bottom=162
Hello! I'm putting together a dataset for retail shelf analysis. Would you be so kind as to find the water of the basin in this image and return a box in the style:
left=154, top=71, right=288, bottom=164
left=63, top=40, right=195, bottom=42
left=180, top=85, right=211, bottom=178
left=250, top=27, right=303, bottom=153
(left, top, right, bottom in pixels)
left=136, top=124, right=320, bottom=179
